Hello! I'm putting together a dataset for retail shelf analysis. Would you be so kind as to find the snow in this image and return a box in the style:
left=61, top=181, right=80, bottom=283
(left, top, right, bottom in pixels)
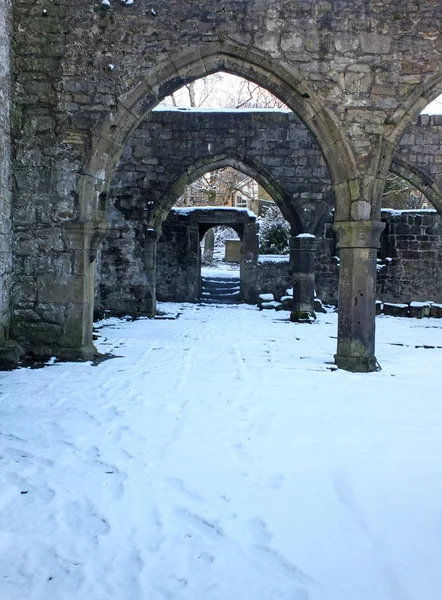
left=381, top=208, right=437, bottom=215
left=172, top=206, right=256, bottom=219
left=261, top=301, right=281, bottom=309
left=258, top=254, right=290, bottom=264
left=296, top=233, right=316, bottom=239
left=258, top=293, right=274, bottom=302
left=153, top=107, right=291, bottom=114
left=201, top=264, right=240, bottom=280
left=410, top=301, right=431, bottom=307
left=1, top=305, right=442, bottom=600
left=384, top=303, right=409, bottom=308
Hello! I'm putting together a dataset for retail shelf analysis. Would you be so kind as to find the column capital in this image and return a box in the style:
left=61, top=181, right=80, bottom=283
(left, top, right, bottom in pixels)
left=333, top=220, right=385, bottom=250
left=62, top=220, right=107, bottom=250
left=145, top=227, right=160, bottom=241
left=291, top=233, right=319, bottom=251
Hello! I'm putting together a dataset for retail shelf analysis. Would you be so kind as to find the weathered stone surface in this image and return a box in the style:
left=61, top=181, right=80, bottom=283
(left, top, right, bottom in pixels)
left=4, top=0, right=442, bottom=370
left=317, top=210, right=442, bottom=306
left=383, top=303, right=410, bottom=318
left=0, top=0, right=12, bottom=346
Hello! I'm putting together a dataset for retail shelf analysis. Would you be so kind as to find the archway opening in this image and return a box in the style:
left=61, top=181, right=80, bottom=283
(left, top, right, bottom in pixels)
left=382, top=172, right=432, bottom=211
left=420, top=92, right=442, bottom=115
left=158, top=72, right=288, bottom=110
left=91, top=52, right=339, bottom=349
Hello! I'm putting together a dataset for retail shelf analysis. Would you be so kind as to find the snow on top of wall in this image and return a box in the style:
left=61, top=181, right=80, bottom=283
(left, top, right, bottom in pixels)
left=258, top=254, right=290, bottom=264
left=296, top=233, right=316, bottom=238
left=153, top=106, right=291, bottom=114
left=172, top=206, right=256, bottom=218
left=382, top=208, right=437, bottom=215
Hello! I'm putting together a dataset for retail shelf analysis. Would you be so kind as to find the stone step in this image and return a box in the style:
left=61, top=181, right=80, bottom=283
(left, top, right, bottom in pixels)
left=199, top=296, right=242, bottom=305
left=201, top=288, right=240, bottom=298
left=199, top=276, right=242, bottom=304
left=202, top=284, right=240, bottom=292
left=201, top=278, right=240, bottom=289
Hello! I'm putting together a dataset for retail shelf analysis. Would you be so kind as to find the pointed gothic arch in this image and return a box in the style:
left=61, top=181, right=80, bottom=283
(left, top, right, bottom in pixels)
left=80, top=41, right=357, bottom=223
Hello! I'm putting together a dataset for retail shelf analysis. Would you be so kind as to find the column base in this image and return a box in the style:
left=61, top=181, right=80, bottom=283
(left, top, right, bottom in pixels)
left=53, top=343, right=98, bottom=362
left=290, top=310, right=316, bottom=323
left=0, top=342, right=25, bottom=370
left=334, top=353, right=380, bottom=373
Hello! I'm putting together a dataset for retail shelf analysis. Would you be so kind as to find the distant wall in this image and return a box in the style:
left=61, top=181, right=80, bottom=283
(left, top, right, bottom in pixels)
left=255, top=257, right=292, bottom=301
left=316, top=210, right=442, bottom=305
left=157, top=212, right=201, bottom=303
left=376, top=210, right=442, bottom=303
left=257, top=211, right=442, bottom=305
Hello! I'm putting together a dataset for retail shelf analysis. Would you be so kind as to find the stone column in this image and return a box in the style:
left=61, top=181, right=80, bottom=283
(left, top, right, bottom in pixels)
left=333, top=220, right=385, bottom=373
left=241, top=221, right=259, bottom=303
left=143, top=227, right=159, bottom=317
left=290, top=234, right=318, bottom=321
left=45, top=221, right=106, bottom=361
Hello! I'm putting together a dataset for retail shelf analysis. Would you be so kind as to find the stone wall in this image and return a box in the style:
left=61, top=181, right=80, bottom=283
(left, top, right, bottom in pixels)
left=315, top=210, right=442, bottom=305
left=98, top=207, right=442, bottom=313
left=393, top=115, right=442, bottom=213
left=0, top=0, right=12, bottom=346
left=6, top=0, right=442, bottom=369
left=255, top=257, right=292, bottom=301
left=315, top=229, right=340, bottom=306
left=156, top=213, right=201, bottom=304
left=376, top=210, right=442, bottom=303
left=109, top=109, right=333, bottom=234
left=97, top=206, right=258, bottom=314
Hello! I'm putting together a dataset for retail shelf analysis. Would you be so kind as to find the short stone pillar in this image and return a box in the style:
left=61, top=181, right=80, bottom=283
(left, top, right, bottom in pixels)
left=333, top=220, right=385, bottom=373
left=290, top=233, right=318, bottom=322
left=143, top=227, right=159, bottom=317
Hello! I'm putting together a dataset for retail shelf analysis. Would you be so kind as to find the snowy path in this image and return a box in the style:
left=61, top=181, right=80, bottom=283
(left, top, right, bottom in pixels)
left=1, top=304, right=442, bottom=600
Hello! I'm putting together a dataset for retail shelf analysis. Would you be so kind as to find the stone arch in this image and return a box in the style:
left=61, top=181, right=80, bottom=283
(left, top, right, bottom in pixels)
left=199, top=223, right=242, bottom=242
left=81, top=40, right=357, bottom=222
left=149, top=152, right=303, bottom=234
left=371, top=72, right=442, bottom=214
left=388, top=71, right=442, bottom=148
left=390, top=157, right=442, bottom=215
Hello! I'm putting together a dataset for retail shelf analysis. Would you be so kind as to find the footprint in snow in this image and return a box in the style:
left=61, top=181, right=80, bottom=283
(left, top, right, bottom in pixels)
left=60, top=500, right=110, bottom=537
left=166, top=477, right=203, bottom=502
left=174, top=507, right=224, bottom=540
left=267, top=473, right=285, bottom=490
left=248, top=518, right=273, bottom=544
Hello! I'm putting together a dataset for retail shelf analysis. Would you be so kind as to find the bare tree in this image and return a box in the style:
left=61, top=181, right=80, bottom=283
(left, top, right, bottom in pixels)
left=382, top=173, right=428, bottom=210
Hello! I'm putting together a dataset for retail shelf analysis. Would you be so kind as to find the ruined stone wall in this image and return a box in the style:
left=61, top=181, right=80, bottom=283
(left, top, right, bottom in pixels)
left=98, top=109, right=332, bottom=313
left=0, top=0, right=12, bottom=346
left=255, top=258, right=292, bottom=301
left=156, top=214, right=201, bottom=304
left=393, top=115, right=442, bottom=212
left=11, top=0, right=86, bottom=353
left=109, top=109, right=332, bottom=232
left=376, top=210, right=442, bottom=303
left=8, top=0, right=442, bottom=361
left=315, top=230, right=340, bottom=305
left=315, top=211, right=442, bottom=305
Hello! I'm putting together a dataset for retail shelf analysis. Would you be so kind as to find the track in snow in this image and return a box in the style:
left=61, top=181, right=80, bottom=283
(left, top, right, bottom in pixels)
left=1, top=303, right=442, bottom=600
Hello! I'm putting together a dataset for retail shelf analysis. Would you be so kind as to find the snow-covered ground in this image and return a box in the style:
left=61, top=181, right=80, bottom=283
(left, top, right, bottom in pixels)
left=1, top=304, right=442, bottom=600
left=201, top=263, right=239, bottom=279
